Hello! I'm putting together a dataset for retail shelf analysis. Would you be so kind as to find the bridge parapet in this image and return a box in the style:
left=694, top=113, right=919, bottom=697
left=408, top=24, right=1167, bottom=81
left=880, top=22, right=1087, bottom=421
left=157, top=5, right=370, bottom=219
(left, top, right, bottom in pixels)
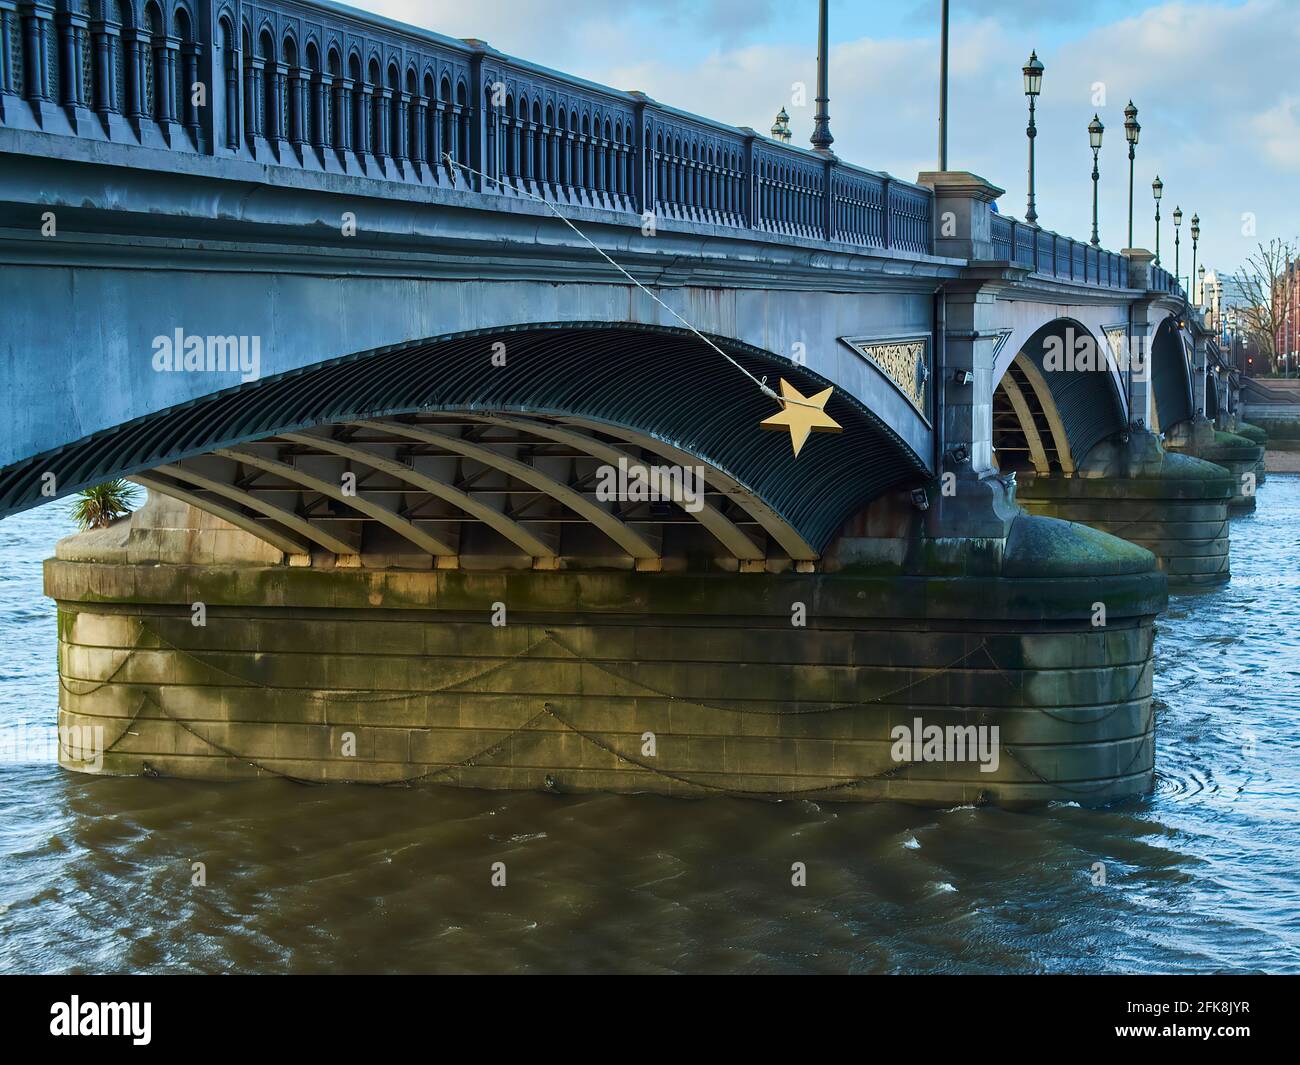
left=0, top=0, right=934, bottom=255
left=989, top=210, right=1130, bottom=289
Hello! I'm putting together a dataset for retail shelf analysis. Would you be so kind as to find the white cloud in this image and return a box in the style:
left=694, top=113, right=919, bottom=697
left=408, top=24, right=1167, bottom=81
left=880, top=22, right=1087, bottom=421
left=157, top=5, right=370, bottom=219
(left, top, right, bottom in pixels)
left=1252, top=96, right=1300, bottom=170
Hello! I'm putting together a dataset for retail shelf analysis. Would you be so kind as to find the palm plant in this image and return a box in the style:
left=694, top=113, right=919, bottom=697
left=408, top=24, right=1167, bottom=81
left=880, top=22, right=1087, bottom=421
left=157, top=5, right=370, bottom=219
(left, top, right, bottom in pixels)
left=68, top=479, right=142, bottom=531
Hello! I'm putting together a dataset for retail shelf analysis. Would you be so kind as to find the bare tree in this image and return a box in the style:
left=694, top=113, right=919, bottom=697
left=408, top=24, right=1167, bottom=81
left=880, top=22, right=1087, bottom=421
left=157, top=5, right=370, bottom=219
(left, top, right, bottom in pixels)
left=1236, top=237, right=1298, bottom=375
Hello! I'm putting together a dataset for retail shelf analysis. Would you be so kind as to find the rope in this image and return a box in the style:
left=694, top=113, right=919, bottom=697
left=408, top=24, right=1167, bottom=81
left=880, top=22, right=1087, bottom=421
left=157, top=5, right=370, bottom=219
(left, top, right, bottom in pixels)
left=57, top=624, right=150, bottom=695
left=65, top=621, right=553, bottom=702
left=145, top=690, right=323, bottom=785
left=1003, top=730, right=1154, bottom=798
left=990, top=627, right=1156, bottom=726
left=56, top=690, right=152, bottom=762
left=544, top=627, right=1013, bottom=716
left=442, top=152, right=820, bottom=411
left=1002, top=699, right=1157, bottom=797
left=539, top=701, right=915, bottom=799
left=71, top=621, right=1014, bottom=719
left=380, top=707, right=554, bottom=788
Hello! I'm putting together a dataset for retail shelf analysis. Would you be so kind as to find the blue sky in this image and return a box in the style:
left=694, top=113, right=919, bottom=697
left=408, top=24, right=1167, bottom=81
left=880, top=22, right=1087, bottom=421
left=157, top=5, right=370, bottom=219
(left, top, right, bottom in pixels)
left=356, top=1, right=1296, bottom=278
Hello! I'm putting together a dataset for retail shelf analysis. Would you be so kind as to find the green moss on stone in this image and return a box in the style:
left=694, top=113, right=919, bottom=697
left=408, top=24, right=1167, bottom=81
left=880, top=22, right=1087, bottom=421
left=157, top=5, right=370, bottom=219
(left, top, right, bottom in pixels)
left=1002, top=515, right=1157, bottom=578
left=1235, top=422, right=1268, bottom=445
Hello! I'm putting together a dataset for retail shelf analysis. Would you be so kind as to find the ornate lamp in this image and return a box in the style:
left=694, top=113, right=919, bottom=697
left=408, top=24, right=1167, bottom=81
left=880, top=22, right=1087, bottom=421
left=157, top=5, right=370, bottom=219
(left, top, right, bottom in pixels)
left=770, top=107, right=791, bottom=143
left=1023, top=51, right=1044, bottom=225
left=1173, top=206, right=1183, bottom=291
left=1152, top=175, right=1163, bottom=264
left=1123, top=101, right=1140, bottom=246
left=1089, top=114, right=1104, bottom=247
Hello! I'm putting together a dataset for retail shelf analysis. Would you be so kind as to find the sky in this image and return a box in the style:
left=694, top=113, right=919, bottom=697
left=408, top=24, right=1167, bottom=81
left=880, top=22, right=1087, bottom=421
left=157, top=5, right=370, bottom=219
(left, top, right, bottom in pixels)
left=349, top=0, right=1298, bottom=280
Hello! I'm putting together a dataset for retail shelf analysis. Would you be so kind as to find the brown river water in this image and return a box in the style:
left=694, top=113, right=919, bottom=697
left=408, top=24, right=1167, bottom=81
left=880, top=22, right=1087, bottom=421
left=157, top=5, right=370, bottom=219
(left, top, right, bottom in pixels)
left=1, top=480, right=1298, bottom=974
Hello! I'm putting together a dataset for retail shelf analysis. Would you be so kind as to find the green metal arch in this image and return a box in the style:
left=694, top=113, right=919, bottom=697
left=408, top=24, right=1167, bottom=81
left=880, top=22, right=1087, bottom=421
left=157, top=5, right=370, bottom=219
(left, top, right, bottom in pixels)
left=1013, top=318, right=1127, bottom=466
left=1205, top=370, right=1219, bottom=420
left=1151, top=316, right=1194, bottom=432
left=0, top=323, right=928, bottom=553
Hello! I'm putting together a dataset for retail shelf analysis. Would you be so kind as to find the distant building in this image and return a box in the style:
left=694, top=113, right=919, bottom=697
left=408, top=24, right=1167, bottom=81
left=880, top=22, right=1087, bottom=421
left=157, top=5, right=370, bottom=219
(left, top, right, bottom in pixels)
left=1276, top=258, right=1300, bottom=373
left=1202, top=270, right=1224, bottom=332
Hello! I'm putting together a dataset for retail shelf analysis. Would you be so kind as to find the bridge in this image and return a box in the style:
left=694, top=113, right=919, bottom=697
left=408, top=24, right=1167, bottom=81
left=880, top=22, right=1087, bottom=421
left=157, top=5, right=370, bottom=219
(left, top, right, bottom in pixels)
left=0, top=0, right=1267, bottom=804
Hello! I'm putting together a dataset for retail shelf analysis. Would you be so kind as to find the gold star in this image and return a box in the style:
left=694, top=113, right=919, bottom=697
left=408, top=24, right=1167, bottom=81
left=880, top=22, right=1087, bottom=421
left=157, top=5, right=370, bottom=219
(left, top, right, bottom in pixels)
left=759, top=379, right=842, bottom=456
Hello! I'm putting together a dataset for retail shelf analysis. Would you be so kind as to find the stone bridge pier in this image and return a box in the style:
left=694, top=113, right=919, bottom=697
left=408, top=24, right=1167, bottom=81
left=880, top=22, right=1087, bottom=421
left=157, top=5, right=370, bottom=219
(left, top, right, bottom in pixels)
left=926, top=176, right=1245, bottom=591
left=7, top=0, right=1274, bottom=804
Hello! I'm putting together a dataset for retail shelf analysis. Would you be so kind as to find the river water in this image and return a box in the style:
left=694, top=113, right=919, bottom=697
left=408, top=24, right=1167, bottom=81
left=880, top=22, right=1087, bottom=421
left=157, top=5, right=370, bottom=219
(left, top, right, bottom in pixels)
left=1, top=480, right=1297, bottom=974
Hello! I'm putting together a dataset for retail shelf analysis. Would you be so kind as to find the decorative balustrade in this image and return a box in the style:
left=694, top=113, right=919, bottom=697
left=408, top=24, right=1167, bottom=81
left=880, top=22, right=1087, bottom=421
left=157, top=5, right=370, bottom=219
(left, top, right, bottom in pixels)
left=0, top=0, right=934, bottom=256
left=1149, top=264, right=1185, bottom=297
left=1, top=0, right=1156, bottom=291
left=990, top=211, right=1129, bottom=289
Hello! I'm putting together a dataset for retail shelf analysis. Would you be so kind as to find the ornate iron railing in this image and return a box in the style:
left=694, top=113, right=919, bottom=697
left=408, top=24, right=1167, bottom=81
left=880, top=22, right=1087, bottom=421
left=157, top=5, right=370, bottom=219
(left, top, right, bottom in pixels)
left=1149, top=264, right=1185, bottom=297
left=990, top=211, right=1129, bottom=288
left=0, top=0, right=1168, bottom=291
left=0, top=0, right=935, bottom=255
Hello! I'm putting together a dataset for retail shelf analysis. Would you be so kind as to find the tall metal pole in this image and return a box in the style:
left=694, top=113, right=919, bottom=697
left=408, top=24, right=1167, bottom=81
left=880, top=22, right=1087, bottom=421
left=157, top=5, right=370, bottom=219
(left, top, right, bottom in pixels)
left=1123, top=101, right=1140, bottom=249
left=810, top=0, right=834, bottom=152
left=1026, top=94, right=1038, bottom=225
left=1090, top=146, right=1101, bottom=246
left=938, top=0, right=949, bottom=170
left=1088, top=114, right=1103, bottom=248
left=1154, top=201, right=1161, bottom=264
left=1127, top=145, right=1135, bottom=247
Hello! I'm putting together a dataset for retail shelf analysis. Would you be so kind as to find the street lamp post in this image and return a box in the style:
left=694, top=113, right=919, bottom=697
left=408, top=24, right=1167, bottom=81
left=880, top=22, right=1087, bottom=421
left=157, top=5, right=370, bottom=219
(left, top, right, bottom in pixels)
left=810, top=0, right=834, bottom=152
left=1123, top=101, right=1140, bottom=247
left=1152, top=175, right=1163, bottom=265
left=1173, top=206, right=1183, bottom=292
left=1190, top=213, right=1201, bottom=306
left=1089, top=114, right=1104, bottom=247
left=938, top=0, right=949, bottom=170
left=1023, top=51, right=1043, bottom=226
left=1199, top=264, right=1207, bottom=311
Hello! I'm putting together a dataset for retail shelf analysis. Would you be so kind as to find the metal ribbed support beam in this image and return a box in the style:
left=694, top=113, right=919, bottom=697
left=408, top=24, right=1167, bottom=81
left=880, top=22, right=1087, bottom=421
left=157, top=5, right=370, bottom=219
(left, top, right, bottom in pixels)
left=1012, top=355, right=1077, bottom=475
left=996, top=374, right=1050, bottom=475
left=553, top=417, right=820, bottom=562
left=466, top=414, right=766, bottom=562
left=354, top=419, right=661, bottom=563
left=154, top=461, right=359, bottom=556
left=216, top=446, right=460, bottom=558
left=129, top=473, right=313, bottom=559
left=278, top=430, right=557, bottom=560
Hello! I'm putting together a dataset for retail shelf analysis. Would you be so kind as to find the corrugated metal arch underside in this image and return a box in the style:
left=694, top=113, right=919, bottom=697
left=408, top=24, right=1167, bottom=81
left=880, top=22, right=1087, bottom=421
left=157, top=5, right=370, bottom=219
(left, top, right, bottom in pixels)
left=1017, top=319, right=1127, bottom=465
left=1151, top=318, right=1194, bottom=430
left=0, top=323, right=929, bottom=553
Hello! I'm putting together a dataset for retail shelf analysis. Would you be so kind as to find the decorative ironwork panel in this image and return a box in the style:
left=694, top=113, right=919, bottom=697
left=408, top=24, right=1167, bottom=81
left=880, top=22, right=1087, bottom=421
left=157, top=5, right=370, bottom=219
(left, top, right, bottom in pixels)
left=111, top=35, right=123, bottom=111
left=7, top=13, right=23, bottom=95
left=80, top=33, right=93, bottom=106
left=143, top=47, right=154, bottom=115
left=1103, top=325, right=1129, bottom=367
left=44, top=20, right=59, bottom=100
left=842, top=335, right=932, bottom=419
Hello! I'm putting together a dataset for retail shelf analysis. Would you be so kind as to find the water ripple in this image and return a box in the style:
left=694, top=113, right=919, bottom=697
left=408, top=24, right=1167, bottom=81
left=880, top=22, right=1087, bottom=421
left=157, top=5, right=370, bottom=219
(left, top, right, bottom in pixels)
left=1, top=483, right=1299, bottom=973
